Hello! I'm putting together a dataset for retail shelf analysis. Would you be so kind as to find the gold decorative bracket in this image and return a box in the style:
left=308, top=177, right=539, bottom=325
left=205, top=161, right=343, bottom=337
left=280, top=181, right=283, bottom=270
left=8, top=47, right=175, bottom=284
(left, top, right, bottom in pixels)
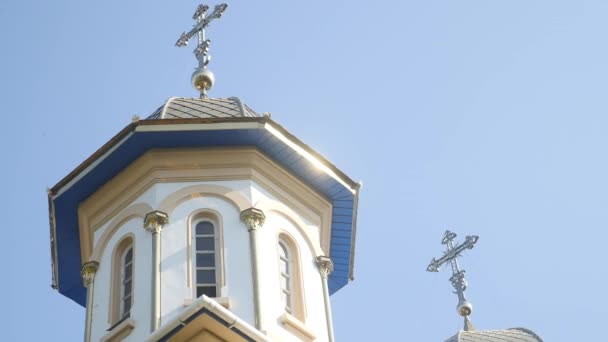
left=316, top=256, right=334, bottom=279
left=81, top=261, right=99, bottom=287
left=240, top=208, right=266, bottom=231
left=144, top=210, right=169, bottom=234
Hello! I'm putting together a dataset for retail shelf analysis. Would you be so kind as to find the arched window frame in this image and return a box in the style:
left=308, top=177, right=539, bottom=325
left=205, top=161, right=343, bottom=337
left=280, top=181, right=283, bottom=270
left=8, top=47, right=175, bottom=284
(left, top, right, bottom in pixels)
left=109, top=235, right=135, bottom=324
left=188, top=210, right=224, bottom=299
left=120, top=246, right=133, bottom=317
left=277, top=233, right=306, bottom=321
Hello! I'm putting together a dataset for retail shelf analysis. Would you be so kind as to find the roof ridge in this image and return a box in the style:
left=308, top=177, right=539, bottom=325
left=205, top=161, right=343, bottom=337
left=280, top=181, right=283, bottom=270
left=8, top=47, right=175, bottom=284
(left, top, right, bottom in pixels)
left=160, top=97, right=180, bottom=119
left=508, top=328, right=544, bottom=342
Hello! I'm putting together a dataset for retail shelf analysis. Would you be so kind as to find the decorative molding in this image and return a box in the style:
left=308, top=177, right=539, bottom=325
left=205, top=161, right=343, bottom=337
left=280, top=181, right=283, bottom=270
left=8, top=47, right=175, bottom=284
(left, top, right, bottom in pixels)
left=258, top=200, right=324, bottom=258
left=100, top=318, right=135, bottom=342
left=316, top=256, right=334, bottom=279
left=144, top=210, right=169, bottom=234
left=90, top=203, right=152, bottom=262
left=240, top=208, right=266, bottom=231
left=158, top=184, right=251, bottom=214
left=78, top=148, right=332, bottom=266
left=279, top=313, right=316, bottom=341
left=81, top=261, right=99, bottom=287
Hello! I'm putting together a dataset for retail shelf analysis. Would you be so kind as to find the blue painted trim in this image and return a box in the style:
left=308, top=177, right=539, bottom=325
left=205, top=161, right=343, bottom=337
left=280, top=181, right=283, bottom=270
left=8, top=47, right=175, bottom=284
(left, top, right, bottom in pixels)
left=52, top=125, right=356, bottom=306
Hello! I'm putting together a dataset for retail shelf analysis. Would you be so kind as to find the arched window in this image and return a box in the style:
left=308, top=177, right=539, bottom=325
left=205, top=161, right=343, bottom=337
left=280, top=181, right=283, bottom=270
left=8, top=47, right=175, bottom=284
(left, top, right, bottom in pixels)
left=193, top=220, right=219, bottom=298
left=279, top=241, right=293, bottom=314
left=120, top=247, right=133, bottom=318
left=278, top=234, right=305, bottom=321
left=110, top=236, right=134, bottom=324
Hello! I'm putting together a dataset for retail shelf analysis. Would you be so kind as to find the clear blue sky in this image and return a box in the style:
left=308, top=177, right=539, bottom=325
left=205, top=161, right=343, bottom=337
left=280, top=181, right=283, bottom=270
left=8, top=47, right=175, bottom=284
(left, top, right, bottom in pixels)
left=1, top=1, right=606, bottom=340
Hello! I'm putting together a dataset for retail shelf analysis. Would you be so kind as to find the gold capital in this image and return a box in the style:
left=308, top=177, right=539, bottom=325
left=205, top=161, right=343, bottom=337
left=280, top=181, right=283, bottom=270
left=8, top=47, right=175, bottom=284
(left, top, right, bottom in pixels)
left=81, top=261, right=99, bottom=287
left=316, top=256, right=334, bottom=278
left=240, top=208, right=266, bottom=231
left=144, top=210, right=169, bottom=234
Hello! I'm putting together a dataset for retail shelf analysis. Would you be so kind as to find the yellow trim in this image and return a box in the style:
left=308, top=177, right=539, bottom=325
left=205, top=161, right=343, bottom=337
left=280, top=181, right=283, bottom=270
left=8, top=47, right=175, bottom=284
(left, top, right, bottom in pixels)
left=90, top=203, right=152, bottom=261
left=257, top=199, right=325, bottom=257
left=279, top=313, right=316, bottom=341
left=158, top=184, right=250, bottom=214
left=79, top=148, right=332, bottom=265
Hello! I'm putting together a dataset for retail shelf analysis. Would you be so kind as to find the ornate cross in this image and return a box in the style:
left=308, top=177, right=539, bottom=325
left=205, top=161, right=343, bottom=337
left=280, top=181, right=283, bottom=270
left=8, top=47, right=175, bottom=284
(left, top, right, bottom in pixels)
left=176, top=4, right=228, bottom=69
left=427, top=230, right=479, bottom=331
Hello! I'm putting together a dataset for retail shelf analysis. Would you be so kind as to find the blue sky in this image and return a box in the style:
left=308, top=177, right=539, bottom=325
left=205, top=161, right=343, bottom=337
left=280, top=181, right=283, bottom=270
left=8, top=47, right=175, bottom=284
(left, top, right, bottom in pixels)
left=2, top=1, right=607, bottom=340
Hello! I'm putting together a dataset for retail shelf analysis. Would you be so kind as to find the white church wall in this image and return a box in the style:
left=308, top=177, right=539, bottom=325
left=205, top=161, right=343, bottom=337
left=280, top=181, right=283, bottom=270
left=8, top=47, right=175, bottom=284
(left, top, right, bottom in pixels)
left=258, top=211, right=329, bottom=341
left=159, top=186, right=255, bottom=327
left=90, top=216, right=153, bottom=342
left=88, top=173, right=329, bottom=341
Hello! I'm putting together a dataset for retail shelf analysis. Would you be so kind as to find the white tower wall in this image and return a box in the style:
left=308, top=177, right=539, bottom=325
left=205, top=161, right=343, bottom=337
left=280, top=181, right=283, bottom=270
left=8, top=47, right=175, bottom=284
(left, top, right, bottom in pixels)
left=88, top=176, right=331, bottom=341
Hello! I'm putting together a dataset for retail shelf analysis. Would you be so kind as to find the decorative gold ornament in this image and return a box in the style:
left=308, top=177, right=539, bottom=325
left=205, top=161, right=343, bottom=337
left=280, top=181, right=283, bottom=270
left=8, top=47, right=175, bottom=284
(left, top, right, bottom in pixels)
left=240, top=208, right=266, bottom=231
left=81, top=261, right=99, bottom=287
left=144, top=210, right=169, bottom=234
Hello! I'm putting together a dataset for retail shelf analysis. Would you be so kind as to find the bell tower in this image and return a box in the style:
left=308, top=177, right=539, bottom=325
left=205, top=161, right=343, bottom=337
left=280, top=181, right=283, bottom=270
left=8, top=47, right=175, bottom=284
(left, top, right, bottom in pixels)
left=47, top=3, right=361, bottom=342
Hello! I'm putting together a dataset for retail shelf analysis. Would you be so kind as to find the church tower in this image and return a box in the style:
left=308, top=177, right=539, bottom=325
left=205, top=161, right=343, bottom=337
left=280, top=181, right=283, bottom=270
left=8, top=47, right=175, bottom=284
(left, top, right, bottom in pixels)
left=47, top=4, right=360, bottom=341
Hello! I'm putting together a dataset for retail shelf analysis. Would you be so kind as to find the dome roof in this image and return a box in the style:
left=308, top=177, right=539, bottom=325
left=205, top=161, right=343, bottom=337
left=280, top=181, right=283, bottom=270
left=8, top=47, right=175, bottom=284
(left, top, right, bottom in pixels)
left=147, top=96, right=259, bottom=120
left=445, top=328, right=543, bottom=342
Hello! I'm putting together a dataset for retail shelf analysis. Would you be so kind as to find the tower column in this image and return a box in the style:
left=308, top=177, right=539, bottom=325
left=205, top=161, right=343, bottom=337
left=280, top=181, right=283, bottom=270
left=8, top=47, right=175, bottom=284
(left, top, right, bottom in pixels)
left=240, top=207, right=266, bottom=332
left=81, top=261, right=99, bottom=342
left=316, top=256, right=335, bottom=342
left=144, top=211, right=169, bottom=332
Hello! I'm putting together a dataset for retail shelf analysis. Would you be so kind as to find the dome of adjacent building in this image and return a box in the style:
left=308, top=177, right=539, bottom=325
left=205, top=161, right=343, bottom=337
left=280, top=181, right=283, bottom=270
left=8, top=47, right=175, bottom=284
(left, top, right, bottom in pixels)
left=445, top=328, right=543, bottom=342
left=147, top=96, right=259, bottom=120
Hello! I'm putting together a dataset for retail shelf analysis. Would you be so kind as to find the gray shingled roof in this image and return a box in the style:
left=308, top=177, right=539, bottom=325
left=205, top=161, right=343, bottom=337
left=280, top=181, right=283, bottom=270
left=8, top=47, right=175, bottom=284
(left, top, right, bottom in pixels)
left=445, top=328, right=543, bottom=342
left=147, top=97, right=259, bottom=120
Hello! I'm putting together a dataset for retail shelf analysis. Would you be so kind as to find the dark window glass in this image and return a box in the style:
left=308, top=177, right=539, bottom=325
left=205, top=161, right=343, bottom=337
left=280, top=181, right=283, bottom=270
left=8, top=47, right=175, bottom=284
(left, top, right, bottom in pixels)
left=196, top=221, right=214, bottom=235
left=125, top=249, right=133, bottom=263
left=125, top=264, right=132, bottom=278
left=196, top=237, right=215, bottom=251
left=196, top=253, right=215, bottom=267
left=197, top=286, right=217, bottom=298
left=122, top=297, right=131, bottom=316
left=197, top=270, right=216, bottom=284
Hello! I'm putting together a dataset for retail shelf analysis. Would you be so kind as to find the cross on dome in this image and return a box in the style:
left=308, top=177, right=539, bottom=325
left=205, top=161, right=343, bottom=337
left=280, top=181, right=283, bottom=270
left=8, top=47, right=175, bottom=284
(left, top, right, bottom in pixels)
left=427, top=230, right=479, bottom=331
left=175, top=3, right=228, bottom=98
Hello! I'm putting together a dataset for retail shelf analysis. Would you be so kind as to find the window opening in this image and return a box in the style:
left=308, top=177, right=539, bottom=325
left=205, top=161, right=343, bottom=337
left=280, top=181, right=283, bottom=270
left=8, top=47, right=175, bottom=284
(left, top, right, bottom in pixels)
left=121, top=247, right=133, bottom=318
left=194, top=221, right=217, bottom=298
left=279, top=241, right=292, bottom=313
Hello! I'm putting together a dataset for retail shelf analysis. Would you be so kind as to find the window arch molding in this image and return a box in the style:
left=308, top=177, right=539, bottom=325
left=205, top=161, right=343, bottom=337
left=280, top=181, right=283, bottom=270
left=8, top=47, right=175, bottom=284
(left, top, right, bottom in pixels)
left=90, top=202, right=152, bottom=263
left=253, top=199, right=324, bottom=258
left=158, top=184, right=251, bottom=215
left=109, top=233, right=135, bottom=324
left=187, top=208, right=225, bottom=298
left=277, top=230, right=306, bottom=322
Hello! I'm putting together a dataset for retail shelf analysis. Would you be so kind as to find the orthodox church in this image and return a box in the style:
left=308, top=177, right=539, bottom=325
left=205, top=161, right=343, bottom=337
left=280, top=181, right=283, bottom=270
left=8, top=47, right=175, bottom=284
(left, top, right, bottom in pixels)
left=47, top=3, right=543, bottom=342
left=47, top=4, right=359, bottom=341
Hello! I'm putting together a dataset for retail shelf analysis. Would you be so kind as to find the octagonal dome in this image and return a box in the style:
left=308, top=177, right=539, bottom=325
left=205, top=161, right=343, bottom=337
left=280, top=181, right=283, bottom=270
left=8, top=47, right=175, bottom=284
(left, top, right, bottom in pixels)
left=445, top=328, right=543, bottom=342
left=147, top=96, right=259, bottom=120
left=48, top=94, right=360, bottom=306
